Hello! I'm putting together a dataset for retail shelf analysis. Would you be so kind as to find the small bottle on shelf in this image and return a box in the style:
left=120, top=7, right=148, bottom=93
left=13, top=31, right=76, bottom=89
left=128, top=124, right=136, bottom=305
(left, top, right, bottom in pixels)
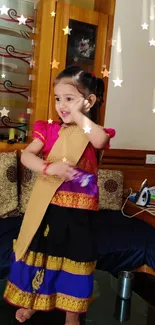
left=16, top=113, right=27, bottom=143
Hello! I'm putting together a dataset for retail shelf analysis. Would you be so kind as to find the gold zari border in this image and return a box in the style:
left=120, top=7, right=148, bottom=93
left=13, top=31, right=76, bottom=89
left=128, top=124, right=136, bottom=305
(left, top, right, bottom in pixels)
left=33, top=131, right=45, bottom=142
left=4, top=282, right=92, bottom=312
left=77, top=156, right=98, bottom=175
left=23, top=254, right=96, bottom=275
left=51, top=191, right=98, bottom=210
left=13, top=241, right=96, bottom=275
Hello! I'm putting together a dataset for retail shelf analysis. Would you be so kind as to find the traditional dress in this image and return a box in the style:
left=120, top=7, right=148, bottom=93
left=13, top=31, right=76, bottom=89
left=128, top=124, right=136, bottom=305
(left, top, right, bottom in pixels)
left=4, top=121, right=115, bottom=313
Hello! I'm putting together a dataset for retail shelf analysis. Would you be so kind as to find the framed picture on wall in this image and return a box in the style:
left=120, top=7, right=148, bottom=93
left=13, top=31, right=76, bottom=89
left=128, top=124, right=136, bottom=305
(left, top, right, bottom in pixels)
left=66, top=19, right=97, bottom=69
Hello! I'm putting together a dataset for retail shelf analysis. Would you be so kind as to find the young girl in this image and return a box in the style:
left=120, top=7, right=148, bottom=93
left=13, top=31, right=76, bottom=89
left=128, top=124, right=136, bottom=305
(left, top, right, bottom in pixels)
left=4, top=66, right=115, bottom=324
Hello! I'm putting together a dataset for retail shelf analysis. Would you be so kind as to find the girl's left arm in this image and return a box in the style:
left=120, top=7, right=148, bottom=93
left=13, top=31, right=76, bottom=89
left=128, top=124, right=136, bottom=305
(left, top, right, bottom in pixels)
left=71, top=111, right=110, bottom=149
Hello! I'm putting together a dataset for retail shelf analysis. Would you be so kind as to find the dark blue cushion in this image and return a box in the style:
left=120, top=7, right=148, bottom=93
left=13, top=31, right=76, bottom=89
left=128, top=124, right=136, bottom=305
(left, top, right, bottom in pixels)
left=0, top=216, right=22, bottom=279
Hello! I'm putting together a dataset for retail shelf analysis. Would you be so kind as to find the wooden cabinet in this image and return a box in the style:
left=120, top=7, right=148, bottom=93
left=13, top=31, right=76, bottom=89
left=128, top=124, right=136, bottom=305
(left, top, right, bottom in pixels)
left=0, top=0, right=35, bottom=150
left=0, top=0, right=111, bottom=151
left=31, top=0, right=109, bottom=128
left=94, top=0, right=116, bottom=15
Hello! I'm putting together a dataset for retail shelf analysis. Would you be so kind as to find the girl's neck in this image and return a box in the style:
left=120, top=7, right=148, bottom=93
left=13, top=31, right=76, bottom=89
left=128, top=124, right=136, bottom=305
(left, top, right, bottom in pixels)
left=61, top=122, right=76, bottom=128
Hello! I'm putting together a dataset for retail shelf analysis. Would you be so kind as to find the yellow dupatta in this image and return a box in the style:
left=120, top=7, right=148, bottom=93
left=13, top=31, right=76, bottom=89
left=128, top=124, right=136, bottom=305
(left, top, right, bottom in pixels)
left=15, top=125, right=89, bottom=261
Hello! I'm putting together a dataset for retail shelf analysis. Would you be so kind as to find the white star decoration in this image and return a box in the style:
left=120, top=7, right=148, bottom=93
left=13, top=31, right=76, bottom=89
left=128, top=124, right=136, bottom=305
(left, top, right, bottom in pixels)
left=150, top=16, right=154, bottom=20
left=62, top=157, right=67, bottom=163
left=63, top=26, right=72, bottom=35
left=1, top=74, right=5, bottom=78
left=51, top=11, right=56, bottom=17
left=152, top=108, right=155, bottom=113
left=48, top=119, right=53, bottom=124
left=112, top=77, right=123, bottom=87
left=0, top=5, right=9, bottom=15
left=0, top=107, right=10, bottom=117
left=17, top=15, right=27, bottom=25
left=149, top=39, right=155, bottom=46
left=141, top=22, right=149, bottom=30
left=117, top=47, right=122, bottom=53
left=83, top=125, right=92, bottom=134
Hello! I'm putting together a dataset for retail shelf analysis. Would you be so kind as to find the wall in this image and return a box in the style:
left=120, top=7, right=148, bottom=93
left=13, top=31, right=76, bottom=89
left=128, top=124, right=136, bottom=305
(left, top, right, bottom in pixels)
left=104, top=0, right=155, bottom=150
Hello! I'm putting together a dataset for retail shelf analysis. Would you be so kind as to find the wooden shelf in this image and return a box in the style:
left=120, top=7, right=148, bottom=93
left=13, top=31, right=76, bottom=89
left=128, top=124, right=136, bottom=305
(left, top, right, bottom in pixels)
left=0, top=142, right=28, bottom=152
left=124, top=200, right=155, bottom=228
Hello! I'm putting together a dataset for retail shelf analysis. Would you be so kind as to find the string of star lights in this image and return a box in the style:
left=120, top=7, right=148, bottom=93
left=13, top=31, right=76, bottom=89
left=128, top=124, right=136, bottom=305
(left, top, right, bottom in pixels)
left=47, top=23, right=72, bottom=128
left=116, top=28, right=122, bottom=53
left=112, top=27, right=123, bottom=87
left=63, top=26, right=72, bottom=35
left=51, top=59, right=60, bottom=69
left=101, top=65, right=111, bottom=78
left=109, top=1, right=155, bottom=92
left=51, top=11, right=56, bottom=17
left=152, top=87, right=155, bottom=114
left=0, top=5, right=34, bottom=28
left=0, top=5, right=9, bottom=15
left=83, top=125, right=92, bottom=134
left=150, top=0, right=155, bottom=20
left=141, top=22, right=149, bottom=30
left=141, top=0, right=149, bottom=30
left=48, top=119, right=53, bottom=124
left=17, top=14, right=27, bottom=25
left=0, top=107, right=10, bottom=117
left=57, top=24, right=92, bottom=135
left=149, top=0, right=155, bottom=46
left=141, top=0, right=155, bottom=46
left=0, top=5, right=29, bottom=26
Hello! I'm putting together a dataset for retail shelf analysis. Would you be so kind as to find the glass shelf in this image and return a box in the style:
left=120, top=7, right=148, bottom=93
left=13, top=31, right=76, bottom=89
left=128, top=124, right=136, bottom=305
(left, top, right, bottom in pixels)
left=0, top=141, right=28, bottom=152
left=0, top=0, right=35, bottom=144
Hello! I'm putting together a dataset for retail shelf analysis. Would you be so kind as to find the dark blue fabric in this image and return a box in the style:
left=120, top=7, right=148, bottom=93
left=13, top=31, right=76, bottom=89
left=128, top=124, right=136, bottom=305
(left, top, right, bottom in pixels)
left=95, top=210, right=155, bottom=276
left=10, top=256, right=94, bottom=298
left=1, top=211, right=155, bottom=280
left=0, top=216, right=22, bottom=279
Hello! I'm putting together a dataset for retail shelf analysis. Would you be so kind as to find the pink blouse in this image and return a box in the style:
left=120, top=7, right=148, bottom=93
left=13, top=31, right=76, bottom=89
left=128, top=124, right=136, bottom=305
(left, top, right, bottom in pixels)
left=33, top=120, right=115, bottom=211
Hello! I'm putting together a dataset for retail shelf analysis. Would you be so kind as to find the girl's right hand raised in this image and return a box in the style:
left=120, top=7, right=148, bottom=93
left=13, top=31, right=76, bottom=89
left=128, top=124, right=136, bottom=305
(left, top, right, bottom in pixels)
left=46, top=160, right=75, bottom=181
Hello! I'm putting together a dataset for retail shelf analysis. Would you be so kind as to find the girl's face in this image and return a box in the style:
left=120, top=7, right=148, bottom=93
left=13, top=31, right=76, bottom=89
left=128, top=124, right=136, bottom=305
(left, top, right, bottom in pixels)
left=54, top=80, right=85, bottom=124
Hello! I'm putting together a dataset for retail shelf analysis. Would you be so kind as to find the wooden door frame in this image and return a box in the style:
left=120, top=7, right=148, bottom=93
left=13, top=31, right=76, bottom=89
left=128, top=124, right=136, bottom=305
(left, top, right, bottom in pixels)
left=49, top=2, right=108, bottom=123
left=30, top=0, right=56, bottom=133
left=94, top=0, right=116, bottom=15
